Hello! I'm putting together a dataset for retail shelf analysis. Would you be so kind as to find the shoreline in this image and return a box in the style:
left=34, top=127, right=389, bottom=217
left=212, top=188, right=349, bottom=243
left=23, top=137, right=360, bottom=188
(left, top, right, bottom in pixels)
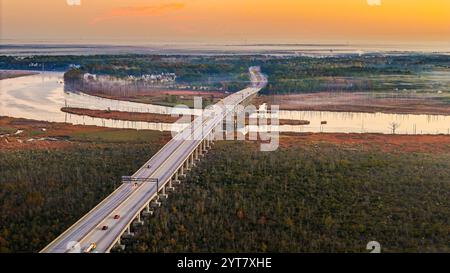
left=254, top=93, right=450, bottom=116
left=77, top=89, right=226, bottom=109
left=61, top=107, right=310, bottom=126
left=79, top=90, right=450, bottom=116
left=0, top=116, right=171, bottom=150
left=0, top=70, right=39, bottom=80
left=277, top=105, right=450, bottom=116
left=61, top=107, right=182, bottom=123
left=1, top=116, right=450, bottom=153
left=61, top=107, right=310, bottom=125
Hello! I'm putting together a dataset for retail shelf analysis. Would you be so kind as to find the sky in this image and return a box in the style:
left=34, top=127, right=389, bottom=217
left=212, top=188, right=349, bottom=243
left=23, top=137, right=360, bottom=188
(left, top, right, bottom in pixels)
left=1, top=0, right=449, bottom=45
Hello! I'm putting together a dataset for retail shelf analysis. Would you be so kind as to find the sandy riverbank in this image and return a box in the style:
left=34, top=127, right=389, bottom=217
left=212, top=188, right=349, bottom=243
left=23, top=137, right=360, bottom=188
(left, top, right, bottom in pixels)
left=2, top=116, right=449, bottom=154
left=0, top=70, right=38, bottom=80
left=61, top=107, right=182, bottom=123
left=0, top=116, right=171, bottom=150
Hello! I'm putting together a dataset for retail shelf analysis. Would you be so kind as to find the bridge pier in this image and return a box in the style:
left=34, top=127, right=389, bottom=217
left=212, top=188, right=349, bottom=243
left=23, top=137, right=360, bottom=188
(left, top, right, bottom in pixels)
left=199, top=141, right=204, bottom=156
left=123, top=226, right=134, bottom=238
left=174, top=171, right=181, bottom=184
left=202, top=140, right=208, bottom=155
left=180, top=165, right=184, bottom=177
left=210, top=132, right=215, bottom=145
left=190, top=153, right=195, bottom=167
left=194, top=147, right=199, bottom=161
left=142, top=203, right=154, bottom=217
left=167, top=178, right=175, bottom=192
left=184, top=159, right=191, bottom=171
left=160, top=185, right=169, bottom=200
left=151, top=195, right=162, bottom=207
left=133, top=213, right=144, bottom=227
left=151, top=200, right=162, bottom=208
left=114, top=239, right=125, bottom=251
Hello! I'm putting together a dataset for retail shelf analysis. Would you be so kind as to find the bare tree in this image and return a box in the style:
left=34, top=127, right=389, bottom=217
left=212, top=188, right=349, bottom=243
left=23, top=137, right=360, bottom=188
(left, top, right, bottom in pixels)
left=389, top=122, right=400, bottom=134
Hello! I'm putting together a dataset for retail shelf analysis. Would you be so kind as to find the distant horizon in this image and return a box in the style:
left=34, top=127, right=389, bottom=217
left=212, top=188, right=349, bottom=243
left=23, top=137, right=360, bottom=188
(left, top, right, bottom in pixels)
left=2, top=0, right=449, bottom=46
left=1, top=39, right=449, bottom=46
left=1, top=40, right=449, bottom=55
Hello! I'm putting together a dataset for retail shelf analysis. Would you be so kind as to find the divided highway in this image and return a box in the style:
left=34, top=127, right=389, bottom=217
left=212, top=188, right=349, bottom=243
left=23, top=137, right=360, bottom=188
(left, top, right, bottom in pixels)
left=41, top=67, right=267, bottom=253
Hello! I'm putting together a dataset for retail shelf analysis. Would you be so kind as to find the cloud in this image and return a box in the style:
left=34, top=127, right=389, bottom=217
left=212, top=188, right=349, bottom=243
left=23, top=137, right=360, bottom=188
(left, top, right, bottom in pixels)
left=91, top=3, right=185, bottom=25
left=367, top=0, right=382, bottom=6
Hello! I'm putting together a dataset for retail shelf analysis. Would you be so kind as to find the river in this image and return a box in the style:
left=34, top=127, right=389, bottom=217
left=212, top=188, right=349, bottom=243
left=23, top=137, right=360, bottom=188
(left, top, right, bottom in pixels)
left=1, top=72, right=449, bottom=134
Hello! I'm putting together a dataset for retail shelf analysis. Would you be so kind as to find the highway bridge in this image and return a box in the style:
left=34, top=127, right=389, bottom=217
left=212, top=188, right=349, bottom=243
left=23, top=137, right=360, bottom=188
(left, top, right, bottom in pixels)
left=41, top=67, right=267, bottom=253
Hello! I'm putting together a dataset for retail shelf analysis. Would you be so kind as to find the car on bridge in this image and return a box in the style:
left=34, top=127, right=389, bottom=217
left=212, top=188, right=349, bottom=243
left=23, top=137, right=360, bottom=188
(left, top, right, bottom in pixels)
left=84, top=243, right=97, bottom=253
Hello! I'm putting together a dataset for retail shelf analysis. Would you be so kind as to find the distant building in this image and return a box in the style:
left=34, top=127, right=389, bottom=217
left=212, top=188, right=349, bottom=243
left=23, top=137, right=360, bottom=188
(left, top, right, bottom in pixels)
left=134, top=73, right=177, bottom=84
left=69, top=64, right=81, bottom=69
left=83, top=73, right=97, bottom=81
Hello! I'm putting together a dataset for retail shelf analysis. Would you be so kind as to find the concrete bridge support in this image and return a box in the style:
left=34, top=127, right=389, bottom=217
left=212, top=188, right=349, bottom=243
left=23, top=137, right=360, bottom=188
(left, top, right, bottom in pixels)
left=198, top=142, right=203, bottom=156
left=174, top=171, right=180, bottom=184
left=184, top=159, right=191, bottom=171
left=123, top=225, right=134, bottom=238
left=195, top=147, right=199, bottom=161
left=210, top=131, right=215, bottom=145
left=151, top=194, right=161, bottom=207
left=114, top=239, right=125, bottom=251
left=142, top=203, right=154, bottom=217
left=190, top=153, right=195, bottom=167
left=167, top=178, right=175, bottom=192
left=180, top=165, right=185, bottom=176
left=133, top=213, right=144, bottom=227
left=160, top=184, right=168, bottom=200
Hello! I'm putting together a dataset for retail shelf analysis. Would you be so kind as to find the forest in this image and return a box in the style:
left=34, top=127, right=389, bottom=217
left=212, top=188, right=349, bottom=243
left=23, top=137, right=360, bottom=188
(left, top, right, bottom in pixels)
left=1, top=55, right=251, bottom=92
left=259, top=54, right=450, bottom=94
left=0, top=134, right=449, bottom=252
left=116, top=141, right=450, bottom=253
left=0, top=131, right=165, bottom=252
left=2, top=54, right=449, bottom=94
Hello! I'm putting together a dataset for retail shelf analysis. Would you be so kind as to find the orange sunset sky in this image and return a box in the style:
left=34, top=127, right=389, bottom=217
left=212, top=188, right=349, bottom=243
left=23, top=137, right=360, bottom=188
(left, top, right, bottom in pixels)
left=1, top=0, right=449, bottom=44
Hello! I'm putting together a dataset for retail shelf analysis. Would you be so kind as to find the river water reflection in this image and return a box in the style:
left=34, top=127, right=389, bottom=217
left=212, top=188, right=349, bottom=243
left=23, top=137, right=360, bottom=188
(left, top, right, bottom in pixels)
left=1, top=72, right=449, bottom=134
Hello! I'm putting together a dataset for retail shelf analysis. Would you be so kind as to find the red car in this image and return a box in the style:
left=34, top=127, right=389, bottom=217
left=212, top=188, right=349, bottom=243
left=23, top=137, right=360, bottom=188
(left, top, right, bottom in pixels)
left=101, top=225, right=108, bottom=230
left=114, top=214, right=120, bottom=220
